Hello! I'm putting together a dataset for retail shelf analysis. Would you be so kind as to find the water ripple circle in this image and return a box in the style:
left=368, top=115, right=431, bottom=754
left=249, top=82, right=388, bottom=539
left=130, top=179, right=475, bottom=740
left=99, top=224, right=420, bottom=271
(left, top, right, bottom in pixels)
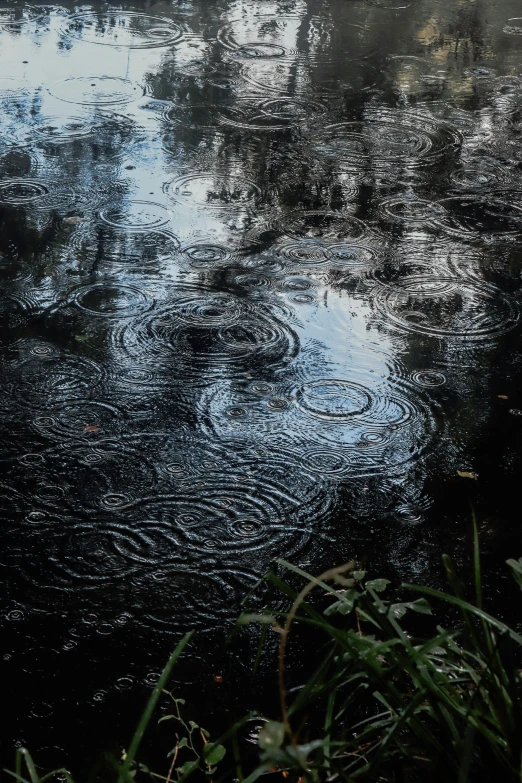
left=34, top=116, right=94, bottom=142
left=411, top=370, right=447, bottom=387
left=13, top=355, right=105, bottom=405
left=217, top=313, right=299, bottom=364
left=183, top=244, right=231, bottom=266
left=296, top=379, right=373, bottom=420
left=314, top=113, right=459, bottom=167
left=201, top=374, right=431, bottom=480
left=234, top=43, right=286, bottom=58
left=99, top=201, right=172, bottom=230
left=280, top=210, right=368, bottom=242
left=169, top=294, right=243, bottom=327
left=300, top=448, right=350, bottom=475
left=379, top=197, right=446, bottom=224
left=278, top=241, right=329, bottom=264
left=326, top=244, right=377, bottom=266
left=70, top=283, right=152, bottom=318
left=165, top=174, right=261, bottom=209
left=440, top=196, right=522, bottom=238
left=51, top=522, right=180, bottom=586
left=49, top=77, right=140, bottom=106
left=64, top=11, right=183, bottom=49
left=375, top=277, right=519, bottom=338
left=218, top=97, right=325, bottom=130
left=31, top=401, right=123, bottom=441
left=116, top=306, right=299, bottom=379
left=0, top=179, right=48, bottom=205
left=217, top=15, right=304, bottom=56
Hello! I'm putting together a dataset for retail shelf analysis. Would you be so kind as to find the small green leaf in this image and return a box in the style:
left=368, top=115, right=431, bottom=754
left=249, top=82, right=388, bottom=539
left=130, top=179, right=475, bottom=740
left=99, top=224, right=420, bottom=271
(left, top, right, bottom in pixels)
left=178, top=737, right=188, bottom=749
left=325, top=589, right=357, bottom=616
left=353, top=571, right=366, bottom=581
left=390, top=598, right=431, bottom=619
left=158, top=715, right=176, bottom=723
left=407, top=598, right=432, bottom=615
left=366, top=579, right=390, bottom=592
left=389, top=603, right=408, bottom=619
left=177, top=760, right=197, bottom=776
left=189, top=721, right=199, bottom=731
left=258, top=721, right=285, bottom=750
left=204, top=744, right=226, bottom=766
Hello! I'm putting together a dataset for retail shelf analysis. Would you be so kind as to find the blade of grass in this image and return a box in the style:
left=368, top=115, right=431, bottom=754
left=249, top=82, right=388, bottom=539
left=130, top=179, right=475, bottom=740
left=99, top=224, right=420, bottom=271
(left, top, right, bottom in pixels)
left=3, top=771, right=32, bottom=783
left=403, top=585, right=522, bottom=646
left=472, top=513, right=482, bottom=612
left=20, top=750, right=40, bottom=783
left=118, top=631, right=193, bottom=783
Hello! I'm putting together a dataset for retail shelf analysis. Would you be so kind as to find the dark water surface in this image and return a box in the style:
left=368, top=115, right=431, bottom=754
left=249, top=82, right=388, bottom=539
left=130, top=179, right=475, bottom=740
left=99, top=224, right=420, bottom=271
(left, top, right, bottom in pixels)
left=2, top=0, right=522, bottom=771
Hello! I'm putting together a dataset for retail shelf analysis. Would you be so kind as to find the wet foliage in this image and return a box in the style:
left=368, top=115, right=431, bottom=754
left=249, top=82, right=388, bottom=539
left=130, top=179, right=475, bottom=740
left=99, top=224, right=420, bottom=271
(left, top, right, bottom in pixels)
left=238, top=552, right=522, bottom=782
left=8, top=546, right=522, bottom=782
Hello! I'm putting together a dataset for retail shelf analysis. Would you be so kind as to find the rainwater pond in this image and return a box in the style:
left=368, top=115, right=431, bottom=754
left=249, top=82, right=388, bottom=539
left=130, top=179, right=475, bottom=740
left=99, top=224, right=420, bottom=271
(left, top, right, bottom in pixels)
left=1, top=0, right=522, bottom=773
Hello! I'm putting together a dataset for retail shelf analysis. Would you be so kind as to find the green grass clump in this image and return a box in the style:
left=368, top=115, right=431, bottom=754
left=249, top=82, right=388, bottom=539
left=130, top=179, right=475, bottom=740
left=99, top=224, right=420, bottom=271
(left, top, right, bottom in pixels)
left=6, top=521, right=522, bottom=783
left=238, top=526, right=522, bottom=781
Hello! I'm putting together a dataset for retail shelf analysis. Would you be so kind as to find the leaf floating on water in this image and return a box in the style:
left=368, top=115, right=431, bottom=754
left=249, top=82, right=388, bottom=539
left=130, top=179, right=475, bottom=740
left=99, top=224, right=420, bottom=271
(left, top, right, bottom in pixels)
left=457, top=470, right=478, bottom=480
left=84, top=424, right=100, bottom=432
